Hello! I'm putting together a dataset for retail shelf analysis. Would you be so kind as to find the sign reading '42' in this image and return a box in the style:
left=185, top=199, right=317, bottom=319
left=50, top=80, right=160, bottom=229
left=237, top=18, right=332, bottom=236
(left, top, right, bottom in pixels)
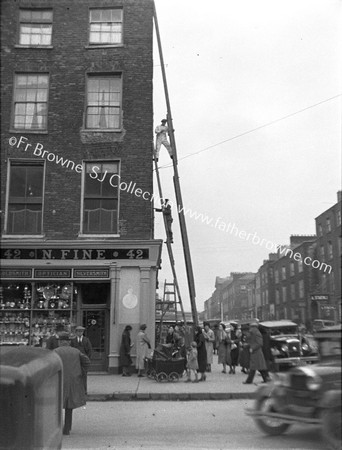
left=1, top=248, right=149, bottom=260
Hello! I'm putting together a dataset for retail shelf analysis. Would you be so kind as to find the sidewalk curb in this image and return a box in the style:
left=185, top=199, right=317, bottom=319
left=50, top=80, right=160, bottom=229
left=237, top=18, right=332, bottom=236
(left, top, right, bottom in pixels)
left=87, top=392, right=256, bottom=401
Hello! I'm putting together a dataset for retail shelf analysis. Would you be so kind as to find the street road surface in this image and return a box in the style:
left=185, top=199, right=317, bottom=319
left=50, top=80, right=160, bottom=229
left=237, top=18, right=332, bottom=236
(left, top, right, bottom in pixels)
left=62, top=400, right=325, bottom=449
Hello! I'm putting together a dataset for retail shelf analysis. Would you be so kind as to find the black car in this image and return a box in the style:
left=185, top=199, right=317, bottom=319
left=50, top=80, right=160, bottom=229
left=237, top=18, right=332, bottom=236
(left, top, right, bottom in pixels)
left=259, top=320, right=318, bottom=370
left=246, top=325, right=342, bottom=450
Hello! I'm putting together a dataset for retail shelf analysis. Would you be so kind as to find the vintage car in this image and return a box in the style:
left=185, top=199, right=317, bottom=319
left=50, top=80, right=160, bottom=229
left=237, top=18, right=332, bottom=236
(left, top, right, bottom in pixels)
left=246, top=325, right=341, bottom=450
left=259, top=320, right=318, bottom=370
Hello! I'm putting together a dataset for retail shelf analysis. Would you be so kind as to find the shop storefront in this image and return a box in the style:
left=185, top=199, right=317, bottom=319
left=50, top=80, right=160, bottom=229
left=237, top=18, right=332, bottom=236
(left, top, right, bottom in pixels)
left=0, top=240, right=162, bottom=373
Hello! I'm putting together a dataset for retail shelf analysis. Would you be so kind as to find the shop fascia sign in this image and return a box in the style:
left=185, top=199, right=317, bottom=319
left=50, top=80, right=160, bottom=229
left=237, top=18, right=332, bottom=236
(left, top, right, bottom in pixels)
left=310, top=294, right=329, bottom=301
left=1, top=248, right=149, bottom=260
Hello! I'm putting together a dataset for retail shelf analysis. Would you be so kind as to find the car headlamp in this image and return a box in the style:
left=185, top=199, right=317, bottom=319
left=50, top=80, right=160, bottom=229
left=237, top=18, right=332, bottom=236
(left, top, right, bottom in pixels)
left=301, top=343, right=309, bottom=351
left=281, top=344, right=288, bottom=352
left=298, top=366, right=322, bottom=391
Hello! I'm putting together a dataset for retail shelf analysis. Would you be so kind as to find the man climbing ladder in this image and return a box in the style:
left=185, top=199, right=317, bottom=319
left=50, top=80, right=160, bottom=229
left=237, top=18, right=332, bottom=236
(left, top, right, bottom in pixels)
left=154, top=119, right=173, bottom=161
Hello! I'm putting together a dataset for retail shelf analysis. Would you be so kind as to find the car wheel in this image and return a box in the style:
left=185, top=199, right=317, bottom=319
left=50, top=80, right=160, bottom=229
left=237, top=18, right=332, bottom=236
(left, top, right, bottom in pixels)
left=254, top=396, right=291, bottom=436
left=321, top=407, right=342, bottom=450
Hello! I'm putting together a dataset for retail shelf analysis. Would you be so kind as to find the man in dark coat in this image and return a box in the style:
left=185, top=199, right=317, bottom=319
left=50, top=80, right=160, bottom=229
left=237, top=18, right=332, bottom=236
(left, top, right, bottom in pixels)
left=194, top=326, right=207, bottom=381
left=55, top=332, right=90, bottom=435
left=70, top=325, right=92, bottom=393
left=119, top=325, right=133, bottom=376
left=243, top=322, right=270, bottom=384
left=46, top=323, right=65, bottom=350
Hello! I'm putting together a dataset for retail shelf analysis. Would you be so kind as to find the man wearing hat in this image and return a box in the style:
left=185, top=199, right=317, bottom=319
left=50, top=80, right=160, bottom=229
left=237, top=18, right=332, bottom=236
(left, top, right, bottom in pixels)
left=55, top=332, right=90, bottom=435
left=71, top=326, right=93, bottom=394
left=154, top=118, right=173, bottom=162
left=71, top=325, right=93, bottom=359
left=243, top=321, right=270, bottom=384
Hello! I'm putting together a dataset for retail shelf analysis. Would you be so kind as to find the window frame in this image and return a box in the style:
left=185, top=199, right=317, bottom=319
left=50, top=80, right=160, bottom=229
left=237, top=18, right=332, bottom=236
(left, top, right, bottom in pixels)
left=88, top=7, right=123, bottom=47
left=12, top=72, right=49, bottom=132
left=18, top=8, right=53, bottom=47
left=79, top=160, right=121, bottom=237
left=85, top=73, right=122, bottom=131
left=4, top=159, right=46, bottom=237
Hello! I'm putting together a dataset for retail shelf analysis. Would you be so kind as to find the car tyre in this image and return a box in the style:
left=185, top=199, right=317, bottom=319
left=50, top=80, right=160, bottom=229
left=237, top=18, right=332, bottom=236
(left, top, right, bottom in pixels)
left=321, top=407, right=342, bottom=450
left=254, top=396, right=291, bottom=436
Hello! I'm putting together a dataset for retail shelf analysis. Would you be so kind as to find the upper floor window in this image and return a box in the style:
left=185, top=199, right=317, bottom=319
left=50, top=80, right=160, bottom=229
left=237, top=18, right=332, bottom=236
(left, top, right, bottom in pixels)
left=89, top=9, right=123, bottom=45
left=298, top=258, right=303, bottom=273
left=274, top=269, right=279, bottom=283
left=13, top=73, right=49, bottom=131
left=318, top=224, right=323, bottom=236
left=336, top=209, right=341, bottom=226
left=328, top=241, right=333, bottom=259
left=326, top=217, right=331, bottom=232
left=290, top=262, right=295, bottom=276
left=86, top=75, right=122, bottom=130
left=298, top=280, right=304, bottom=298
left=282, top=266, right=286, bottom=280
left=290, top=283, right=295, bottom=300
left=82, top=162, right=119, bottom=234
left=6, top=161, right=44, bottom=235
left=19, top=9, right=53, bottom=46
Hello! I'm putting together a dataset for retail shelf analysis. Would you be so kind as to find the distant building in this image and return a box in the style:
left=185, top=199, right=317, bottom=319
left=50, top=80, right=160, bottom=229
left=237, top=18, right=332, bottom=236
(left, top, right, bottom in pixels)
left=222, top=272, right=256, bottom=321
left=314, top=191, right=341, bottom=322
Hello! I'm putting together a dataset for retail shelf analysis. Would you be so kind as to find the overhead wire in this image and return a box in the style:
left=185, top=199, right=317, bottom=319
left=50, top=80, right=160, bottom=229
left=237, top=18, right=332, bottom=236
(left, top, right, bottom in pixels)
left=155, top=93, right=341, bottom=171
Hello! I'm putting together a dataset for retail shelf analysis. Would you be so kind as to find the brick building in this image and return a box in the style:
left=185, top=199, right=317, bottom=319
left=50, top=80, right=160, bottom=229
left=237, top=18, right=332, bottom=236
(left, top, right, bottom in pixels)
left=0, top=0, right=162, bottom=372
left=222, top=272, right=256, bottom=321
left=314, top=191, right=342, bottom=322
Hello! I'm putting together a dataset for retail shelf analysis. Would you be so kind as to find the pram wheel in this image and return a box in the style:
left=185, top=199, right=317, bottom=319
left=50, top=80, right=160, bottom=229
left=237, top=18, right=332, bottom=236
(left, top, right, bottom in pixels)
left=157, top=372, right=168, bottom=382
left=168, top=372, right=180, bottom=382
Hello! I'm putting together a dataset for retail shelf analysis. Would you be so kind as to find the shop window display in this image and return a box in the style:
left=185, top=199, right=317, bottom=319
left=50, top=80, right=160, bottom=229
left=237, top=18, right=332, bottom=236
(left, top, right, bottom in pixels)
left=0, top=282, right=76, bottom=346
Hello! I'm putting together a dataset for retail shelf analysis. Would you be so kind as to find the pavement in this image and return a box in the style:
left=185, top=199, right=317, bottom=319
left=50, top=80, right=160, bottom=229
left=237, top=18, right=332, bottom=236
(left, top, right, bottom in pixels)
left=87, top=354, right=262, bottom=401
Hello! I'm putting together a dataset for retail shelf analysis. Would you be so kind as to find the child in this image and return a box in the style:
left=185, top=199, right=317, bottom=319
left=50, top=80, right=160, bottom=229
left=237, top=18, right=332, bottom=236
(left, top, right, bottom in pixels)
left=186, top=341, right=199, bottom=383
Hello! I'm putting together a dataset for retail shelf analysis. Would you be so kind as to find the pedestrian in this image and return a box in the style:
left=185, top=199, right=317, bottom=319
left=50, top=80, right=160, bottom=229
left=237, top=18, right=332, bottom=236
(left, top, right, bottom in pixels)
left=243, top=322, right=270, bottom=384
left=202, top=322, right=215, bottom=372
left=154, top=119, right=173, bottom=161
left=54, top=331, right=90, bottom=435
left=261, top=327, right=274, bottom=376
left=217, top=323, right=232, bottom=374
left=194, top=325, right=207, bottom=381
left=119, top=325, right=134, bottom=376
left=185, top=341, right=199, bottom=383
left=46, top=323, right=65, bottom=350
left=70, top=326, right=93, bottom=359
left=70, top=325, right=92, bottom=393
left=136, top=324, right=151, bottom=377
left=239, top=332, right=250, bottom=374
left=229, top=323, right=241, bottom=374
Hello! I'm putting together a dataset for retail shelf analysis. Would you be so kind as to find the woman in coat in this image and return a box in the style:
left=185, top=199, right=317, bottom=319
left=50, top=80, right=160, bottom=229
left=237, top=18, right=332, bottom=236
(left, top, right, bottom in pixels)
left=217, top=323, right=232, bottom=373
left=203, top=322, right=215, bottom=372
left=194, top=325, right=207, bottom=381
left=119, top=325, right=133, bottom=376
left=54, top=331, right=90, bottom=435
left=243, top=322, right=270, bottom=384
left=229, top=324, right=241, bottom=374
left=136, top=324, right=151, bottom=377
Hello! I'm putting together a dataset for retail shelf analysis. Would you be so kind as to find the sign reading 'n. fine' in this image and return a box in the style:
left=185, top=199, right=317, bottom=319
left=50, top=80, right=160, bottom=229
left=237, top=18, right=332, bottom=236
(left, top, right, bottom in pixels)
left=1, top=248, right=149, bottom=260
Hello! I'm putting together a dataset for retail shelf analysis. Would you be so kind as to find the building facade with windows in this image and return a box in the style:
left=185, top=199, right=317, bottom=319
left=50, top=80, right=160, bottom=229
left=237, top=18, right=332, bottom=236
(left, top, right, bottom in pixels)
left=0, top=0, right=162, bottom=373
left=314, top=191, right=342, bottom=322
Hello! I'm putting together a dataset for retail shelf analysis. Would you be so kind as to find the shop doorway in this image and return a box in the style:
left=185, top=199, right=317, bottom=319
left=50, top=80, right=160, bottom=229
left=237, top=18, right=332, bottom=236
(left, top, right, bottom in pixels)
left=77, top=283, right=110, bottom=372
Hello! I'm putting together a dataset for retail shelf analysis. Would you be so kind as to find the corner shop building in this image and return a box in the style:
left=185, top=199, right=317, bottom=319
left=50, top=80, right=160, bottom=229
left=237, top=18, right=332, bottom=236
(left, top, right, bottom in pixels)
left=0, top=240, right=162, bottom=373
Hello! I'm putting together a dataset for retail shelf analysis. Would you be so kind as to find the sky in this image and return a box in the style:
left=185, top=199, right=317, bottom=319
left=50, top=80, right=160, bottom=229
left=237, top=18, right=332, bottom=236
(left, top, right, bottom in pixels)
left=152, top=0, right=341, bottom=313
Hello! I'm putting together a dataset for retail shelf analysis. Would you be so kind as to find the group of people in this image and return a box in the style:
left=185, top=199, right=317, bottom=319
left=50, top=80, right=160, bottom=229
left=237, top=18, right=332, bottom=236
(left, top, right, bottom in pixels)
left=45, top=324, right=93, bottom=436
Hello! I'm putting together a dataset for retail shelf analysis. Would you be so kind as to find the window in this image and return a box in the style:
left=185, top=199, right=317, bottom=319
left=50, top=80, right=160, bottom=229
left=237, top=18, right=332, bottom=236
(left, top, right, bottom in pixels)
left=299, top=280, right=304, bottom=298
left=282, top=266, right=286, bottom=280
left=290, top=262, right=295, bottom=276
left=275, top=269, right=279, bottom=283
left=89, top=9, right=123, bottom=45
left=298, top=258, right=303, bottom=273
left=275, top=289, right=280, bottom=304
left=82, top=162, right=119, bottom=234
left=321, top=245, right=325, bottom=259
left=86, top=75, right=122, bottom=129
left=328, top=241, right=333, bottom=259
left=291, top=283, right=295, bottom=300
left=19, top=9, right=53, bottom=46
left=326, top=217, right=331, bottom=232
left=6, top=161, right=44, bottom=234
left=336, top=209, right=341, bottom=226
left=282, top=286, right=287, bottom=303
left=13, top=74, right=49, bottom=130
left=318, top=224, right=323, bottom=236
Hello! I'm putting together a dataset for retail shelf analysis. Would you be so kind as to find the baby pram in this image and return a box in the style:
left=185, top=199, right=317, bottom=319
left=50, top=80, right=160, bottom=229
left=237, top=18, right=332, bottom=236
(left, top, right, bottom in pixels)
left=145, top=344, right=186, bottom=382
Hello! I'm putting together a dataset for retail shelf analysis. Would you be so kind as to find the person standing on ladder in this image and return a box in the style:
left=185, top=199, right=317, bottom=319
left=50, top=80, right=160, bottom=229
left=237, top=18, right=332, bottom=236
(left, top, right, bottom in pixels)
left=155, top=199, right=173, bottom=243
left=154, top=119, right=173, bottom=161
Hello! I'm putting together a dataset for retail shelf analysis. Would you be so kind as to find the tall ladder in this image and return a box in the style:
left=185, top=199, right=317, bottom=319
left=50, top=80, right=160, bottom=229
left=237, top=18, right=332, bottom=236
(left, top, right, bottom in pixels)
left=153, top=2, right=199, bottom=327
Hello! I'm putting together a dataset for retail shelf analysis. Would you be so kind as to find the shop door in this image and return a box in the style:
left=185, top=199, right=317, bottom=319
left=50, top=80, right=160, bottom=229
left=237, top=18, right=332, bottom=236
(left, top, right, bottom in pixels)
left=82, top=309, right=108, bottom=371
